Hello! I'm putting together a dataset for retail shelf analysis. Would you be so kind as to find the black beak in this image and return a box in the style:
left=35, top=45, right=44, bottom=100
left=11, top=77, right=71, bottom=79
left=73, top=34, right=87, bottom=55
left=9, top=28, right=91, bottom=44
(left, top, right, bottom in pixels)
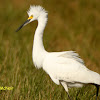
left=16, top=19, right=31, bottom=32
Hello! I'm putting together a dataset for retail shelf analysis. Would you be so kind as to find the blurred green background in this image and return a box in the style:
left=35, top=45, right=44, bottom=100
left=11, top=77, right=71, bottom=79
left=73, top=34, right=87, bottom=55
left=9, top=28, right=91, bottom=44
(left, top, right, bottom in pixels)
left=0, top=0, right=100, bottom=100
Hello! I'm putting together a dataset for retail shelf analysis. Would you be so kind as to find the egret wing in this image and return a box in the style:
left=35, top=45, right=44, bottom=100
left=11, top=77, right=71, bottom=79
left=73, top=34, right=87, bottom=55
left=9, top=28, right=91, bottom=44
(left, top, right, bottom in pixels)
left=43, top=51, right=100, bottom=85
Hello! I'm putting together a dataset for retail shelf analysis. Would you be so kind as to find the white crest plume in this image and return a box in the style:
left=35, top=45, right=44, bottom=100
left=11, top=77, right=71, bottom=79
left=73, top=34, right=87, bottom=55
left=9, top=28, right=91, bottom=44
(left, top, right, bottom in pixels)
left=27, top=5, right=48, bottom=19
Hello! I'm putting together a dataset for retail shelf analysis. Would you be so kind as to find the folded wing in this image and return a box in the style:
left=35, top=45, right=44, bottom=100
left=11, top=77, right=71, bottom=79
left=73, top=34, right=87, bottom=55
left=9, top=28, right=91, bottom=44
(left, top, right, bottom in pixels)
left=43, top=51, right=100, bottom=86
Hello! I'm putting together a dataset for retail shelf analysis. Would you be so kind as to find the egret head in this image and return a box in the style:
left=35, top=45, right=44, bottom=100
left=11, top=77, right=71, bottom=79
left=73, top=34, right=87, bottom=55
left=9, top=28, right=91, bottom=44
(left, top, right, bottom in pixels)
left=16, top=5, right=48, bottom=32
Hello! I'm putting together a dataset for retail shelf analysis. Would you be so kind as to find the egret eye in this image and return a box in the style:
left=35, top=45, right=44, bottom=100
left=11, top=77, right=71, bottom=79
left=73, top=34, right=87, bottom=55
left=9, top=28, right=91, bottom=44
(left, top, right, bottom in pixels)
left=31, top=15, right=33, bottom=17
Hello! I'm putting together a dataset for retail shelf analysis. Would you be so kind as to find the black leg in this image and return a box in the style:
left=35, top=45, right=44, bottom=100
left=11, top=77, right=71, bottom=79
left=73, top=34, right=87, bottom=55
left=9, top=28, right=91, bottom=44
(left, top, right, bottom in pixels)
left=95, top=84, right=99, bottom=100
left=59, top=80, right=72, bottom=100
left=67, top=92, right=71, bottom=100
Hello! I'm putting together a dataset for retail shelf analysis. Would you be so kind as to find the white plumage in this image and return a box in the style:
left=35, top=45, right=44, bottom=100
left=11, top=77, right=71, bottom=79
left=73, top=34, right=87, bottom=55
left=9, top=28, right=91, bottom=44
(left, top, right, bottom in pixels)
left=16, top=5, right=100, bottom=99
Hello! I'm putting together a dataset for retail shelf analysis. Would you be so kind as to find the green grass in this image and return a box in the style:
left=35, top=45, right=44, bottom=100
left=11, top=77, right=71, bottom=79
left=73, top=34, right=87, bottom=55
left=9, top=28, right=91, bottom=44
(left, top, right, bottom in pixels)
left=0, top=0, right=100, bottom=100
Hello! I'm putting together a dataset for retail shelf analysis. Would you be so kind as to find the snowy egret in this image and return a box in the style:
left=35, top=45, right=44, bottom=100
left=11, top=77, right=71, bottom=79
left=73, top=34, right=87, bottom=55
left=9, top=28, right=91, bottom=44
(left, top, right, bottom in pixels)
left=16, top=5, right=100, bottom=99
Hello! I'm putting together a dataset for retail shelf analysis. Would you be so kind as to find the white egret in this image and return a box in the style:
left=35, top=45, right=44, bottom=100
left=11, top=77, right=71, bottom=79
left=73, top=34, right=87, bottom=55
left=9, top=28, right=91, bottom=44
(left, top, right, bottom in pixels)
left=16, top=5, right=100, bottom=99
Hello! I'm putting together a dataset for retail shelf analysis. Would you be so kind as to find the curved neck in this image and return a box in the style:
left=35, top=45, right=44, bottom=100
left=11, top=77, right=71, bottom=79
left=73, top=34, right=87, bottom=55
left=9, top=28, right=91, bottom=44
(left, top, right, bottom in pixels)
left=33, top=15, right=48, bottom=53
left=32, top=15, right=48, bottom=68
